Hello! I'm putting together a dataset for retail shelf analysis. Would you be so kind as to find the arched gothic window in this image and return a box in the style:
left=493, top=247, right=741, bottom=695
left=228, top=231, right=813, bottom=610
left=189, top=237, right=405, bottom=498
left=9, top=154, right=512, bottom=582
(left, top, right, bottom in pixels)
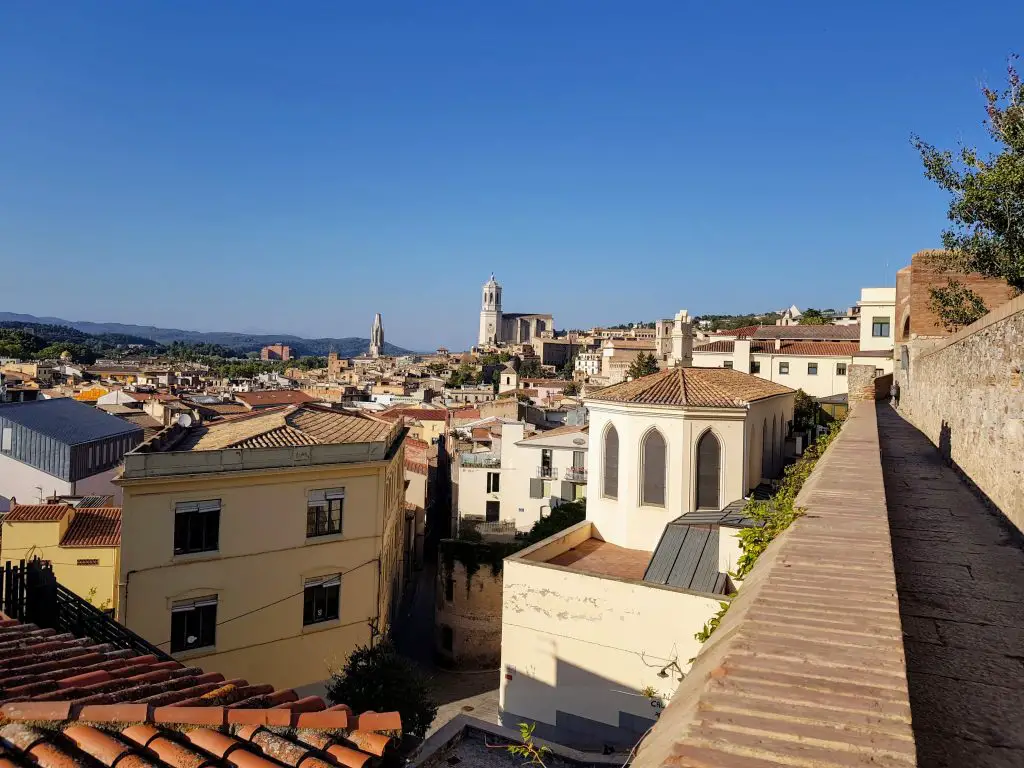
left=696, top=431, right=721, bottom=510
left=640, top=430, right=666, bottom=506
left=603, top=425, right=619, bottom=499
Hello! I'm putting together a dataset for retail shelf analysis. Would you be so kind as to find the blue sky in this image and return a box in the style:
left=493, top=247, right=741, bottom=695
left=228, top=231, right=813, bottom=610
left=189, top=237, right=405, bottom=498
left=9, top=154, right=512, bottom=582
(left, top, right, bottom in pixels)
left=1, top=2, right=1021, bottom=350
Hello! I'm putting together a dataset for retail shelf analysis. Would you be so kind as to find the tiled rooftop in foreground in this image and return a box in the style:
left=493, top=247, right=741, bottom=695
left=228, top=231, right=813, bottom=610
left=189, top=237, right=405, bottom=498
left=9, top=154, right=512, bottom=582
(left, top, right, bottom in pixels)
left=0, top=616, right=400, bottom=768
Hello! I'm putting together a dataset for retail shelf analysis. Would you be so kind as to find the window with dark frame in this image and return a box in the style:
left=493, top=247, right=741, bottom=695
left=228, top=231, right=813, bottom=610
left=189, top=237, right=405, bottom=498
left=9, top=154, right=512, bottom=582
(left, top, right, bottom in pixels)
left=723, top=361, right=733, bottom=369
left=807, top=363, right=818, bottom=375
left=603, top=425, right=619, bottom=499
left=307, top=488, right=344, bottom=537
left=836, top=363, right=847, bottom=375
left=303, top=575, right=340, bottom=626
left=487, top=472, right=500, bottom=493
left=751, top=361, right=761, bottom=374
left=872, top=317, right=891, bottom=337
left=445, top=576, right=454, bottom=602
left=174, top=500, right=221, bottom=555
left=778, top=362, right=789, bottom=375
left=170, top=596, right=217, bottom=653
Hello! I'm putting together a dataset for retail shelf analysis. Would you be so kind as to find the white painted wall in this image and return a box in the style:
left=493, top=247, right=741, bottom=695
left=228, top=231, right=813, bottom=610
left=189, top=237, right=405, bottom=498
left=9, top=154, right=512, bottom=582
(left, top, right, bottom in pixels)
left=455, top=462, right=502, bottom=523
left=858, top=287, right=897, bottom=352
left=754, top=353, right=850, bottom=398
left=500, top=532, right=722, bottom=736
left=0, top=453, right=72, bottom=511
left=501, top=423, right=588, bottom=532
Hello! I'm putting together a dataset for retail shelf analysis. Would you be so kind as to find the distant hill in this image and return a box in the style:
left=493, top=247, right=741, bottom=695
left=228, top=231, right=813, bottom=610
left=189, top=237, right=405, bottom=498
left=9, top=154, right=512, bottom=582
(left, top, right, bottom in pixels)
left=0, top=312, right=414, bottom=358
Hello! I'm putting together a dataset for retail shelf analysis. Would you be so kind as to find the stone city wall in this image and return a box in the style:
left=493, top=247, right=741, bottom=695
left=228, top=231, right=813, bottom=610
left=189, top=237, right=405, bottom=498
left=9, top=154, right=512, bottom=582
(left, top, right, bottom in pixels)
left=435, top=541, right=510, bottom=669
left=848, top=365, right=891, bottom=403
left=900, top=294, right=1024, bottom=533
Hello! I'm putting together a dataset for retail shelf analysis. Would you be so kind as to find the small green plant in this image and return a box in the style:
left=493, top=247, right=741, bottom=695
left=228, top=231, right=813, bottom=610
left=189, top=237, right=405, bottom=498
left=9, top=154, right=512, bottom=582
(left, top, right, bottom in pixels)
left=507, top=722, right=550, bottom=767
left=694, top=600, right=732, bottom=643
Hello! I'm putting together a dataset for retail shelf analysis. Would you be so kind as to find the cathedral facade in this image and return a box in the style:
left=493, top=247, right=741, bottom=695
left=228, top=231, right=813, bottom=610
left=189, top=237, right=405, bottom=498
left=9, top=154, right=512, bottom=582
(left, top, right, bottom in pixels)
left=477, top=275, right=554, bottom=346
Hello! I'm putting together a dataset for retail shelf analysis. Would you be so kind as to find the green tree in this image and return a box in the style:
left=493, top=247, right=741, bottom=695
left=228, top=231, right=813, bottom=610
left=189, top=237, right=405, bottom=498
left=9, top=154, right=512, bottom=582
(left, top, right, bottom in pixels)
left=799, top=309, right=829, bottom=325
left=518, top=358, right=542, bottom=378
left=912, top=56, right=1024, bottom=324
left=562, top=380, right=581, bottom=396
left=626, top=351, right=659, bottom=379
left=928, top=279, right=989, bottom=331
left=792, top=389, right=819, bottom=429
left=326, top=639, right=438, bottom=741
left=524, top=499, right=586, bottom=544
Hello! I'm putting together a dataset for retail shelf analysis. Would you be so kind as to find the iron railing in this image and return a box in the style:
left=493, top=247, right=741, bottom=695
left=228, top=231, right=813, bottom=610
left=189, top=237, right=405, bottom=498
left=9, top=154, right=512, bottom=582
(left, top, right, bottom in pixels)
left=536, top=466, right=557, bottom=479
left=1, top=560, right=172, bottom=661
left=564, top=467, right=587, bottom=482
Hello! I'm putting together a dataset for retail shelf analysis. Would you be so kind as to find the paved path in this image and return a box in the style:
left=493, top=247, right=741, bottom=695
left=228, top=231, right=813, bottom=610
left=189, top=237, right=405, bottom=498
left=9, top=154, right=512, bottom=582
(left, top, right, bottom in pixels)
left=877, top=405, right=1024, bottom=767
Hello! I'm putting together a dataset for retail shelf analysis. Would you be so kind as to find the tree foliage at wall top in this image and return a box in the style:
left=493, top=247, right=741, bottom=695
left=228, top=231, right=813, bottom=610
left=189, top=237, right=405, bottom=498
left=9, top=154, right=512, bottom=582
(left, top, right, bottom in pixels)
left=626, top=351, right=660, bottom=380
left=798, top=309, right=829, bottom=325
left=912, top=55, right=1024, bottom=330
left=927, top=279, right=990, bottom=331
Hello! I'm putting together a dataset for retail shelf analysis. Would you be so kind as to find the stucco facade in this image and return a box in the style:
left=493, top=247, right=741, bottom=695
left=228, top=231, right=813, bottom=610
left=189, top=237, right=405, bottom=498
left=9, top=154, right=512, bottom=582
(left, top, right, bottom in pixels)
left=117, top=411, right=408, bottom=691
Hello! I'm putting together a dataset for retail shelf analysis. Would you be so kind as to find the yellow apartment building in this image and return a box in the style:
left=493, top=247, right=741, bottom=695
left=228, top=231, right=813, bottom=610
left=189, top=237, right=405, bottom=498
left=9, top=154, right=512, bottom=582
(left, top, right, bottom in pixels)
left=0, top=502, right=121, bottom=611
left=116, top=404, right=411, bottom=691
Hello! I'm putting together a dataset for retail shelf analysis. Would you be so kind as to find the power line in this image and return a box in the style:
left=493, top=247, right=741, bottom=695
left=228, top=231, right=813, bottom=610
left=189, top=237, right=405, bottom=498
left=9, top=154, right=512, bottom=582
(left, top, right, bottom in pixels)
left=145, top=557, right=380, bottom=649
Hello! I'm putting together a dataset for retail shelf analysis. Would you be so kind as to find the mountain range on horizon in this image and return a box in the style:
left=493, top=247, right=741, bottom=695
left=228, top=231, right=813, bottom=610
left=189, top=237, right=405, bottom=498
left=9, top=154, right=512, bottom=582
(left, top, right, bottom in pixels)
left=0, top=311, right=416, bottom=358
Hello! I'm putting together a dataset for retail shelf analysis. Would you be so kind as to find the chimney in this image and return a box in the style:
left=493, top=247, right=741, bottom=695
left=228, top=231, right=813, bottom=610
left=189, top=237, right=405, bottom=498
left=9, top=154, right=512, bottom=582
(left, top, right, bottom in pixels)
left=671, top=310, right=693, bottom=367
left=734, top=338, right=752, bottom=373
left=774, top=338, right=781, bottom=352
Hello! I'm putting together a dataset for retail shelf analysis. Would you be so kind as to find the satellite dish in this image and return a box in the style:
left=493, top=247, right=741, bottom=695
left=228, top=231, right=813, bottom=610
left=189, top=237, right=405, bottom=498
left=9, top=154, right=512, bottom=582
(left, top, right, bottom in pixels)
left=176, top=414, right=193, bottom=428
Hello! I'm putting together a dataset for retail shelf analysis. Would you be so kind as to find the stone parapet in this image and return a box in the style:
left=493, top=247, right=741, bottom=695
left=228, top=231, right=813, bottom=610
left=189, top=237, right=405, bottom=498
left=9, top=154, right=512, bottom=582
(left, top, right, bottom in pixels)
left=630, top=403, right=917, bottom=767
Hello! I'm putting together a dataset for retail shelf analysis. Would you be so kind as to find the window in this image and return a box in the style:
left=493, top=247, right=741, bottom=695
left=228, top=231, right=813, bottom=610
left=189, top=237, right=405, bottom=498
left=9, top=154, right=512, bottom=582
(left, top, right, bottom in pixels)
left=836, top=363, right=847, bottom=376
left=723, top=361, right=733, bottom=369
left=778, top=362, right=789, bottom=375
left=487, top=472, right=500, bottom=493
left=307, top=488, right=344, bottom=537
left=807, top=363, right=818, bottom=376
left=751, top=361, right=761, bottom=374
left=441, top=624, right=454, bottom=652
left=872, top=317, right=891, bottom=337
left=303, top=575, right=340, bottom=626
left=171, top=596, right=217, bottom=653
left=445, top=576, right=454, bottom=602
left=640, top=430, right=667, bottom=507
left=875, top=368, right=885, bottom=377
left=76, top=558, right=99, bottom=566
left=696, top=431, right=721, bottom=510
left=174, top=500, right=221, bottom=555
left=603, top=425, right=619, bottom=499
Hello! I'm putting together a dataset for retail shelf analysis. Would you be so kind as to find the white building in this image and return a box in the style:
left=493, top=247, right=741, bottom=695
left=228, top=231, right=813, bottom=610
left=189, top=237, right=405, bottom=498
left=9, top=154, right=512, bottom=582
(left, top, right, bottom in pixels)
left=690, top=288, right=896, bottom=399
left=499, top=367, right=796, bottom=749
left=454, top=422, right=588, bottom=534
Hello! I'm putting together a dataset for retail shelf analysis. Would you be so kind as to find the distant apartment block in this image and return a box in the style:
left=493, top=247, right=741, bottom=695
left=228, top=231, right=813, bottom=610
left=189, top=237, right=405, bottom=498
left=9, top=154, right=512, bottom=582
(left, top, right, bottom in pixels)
left=117, top=404, right=411, bottom=690
left=260, top=344, right=292, bottom=361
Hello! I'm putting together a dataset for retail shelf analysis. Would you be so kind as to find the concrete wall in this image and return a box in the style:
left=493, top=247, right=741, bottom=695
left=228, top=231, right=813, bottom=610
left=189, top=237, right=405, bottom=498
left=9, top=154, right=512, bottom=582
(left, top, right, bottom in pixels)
left=900, top=295, right=1024, bottom=533
left=500, top=526, right=723, bottom=750
left=117, top=452, right=406, bottom=690
left=435, top=554, right=504, bottom=669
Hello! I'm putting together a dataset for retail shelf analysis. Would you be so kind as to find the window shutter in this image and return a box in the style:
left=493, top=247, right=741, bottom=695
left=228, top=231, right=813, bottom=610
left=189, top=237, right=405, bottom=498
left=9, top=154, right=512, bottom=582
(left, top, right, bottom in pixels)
left=529, top=478, right=544, bottom=499
left=696, top=432, right=721, bottom=510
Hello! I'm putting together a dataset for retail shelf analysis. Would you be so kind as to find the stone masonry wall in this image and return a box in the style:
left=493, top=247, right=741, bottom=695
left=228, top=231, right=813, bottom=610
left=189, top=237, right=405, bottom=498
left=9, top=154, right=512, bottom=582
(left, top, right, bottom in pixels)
left=848, top=364, right=890, bottom=403
left=435, top=555, right=504, bottom=669
left=901, top=294, right=1024, bottom=533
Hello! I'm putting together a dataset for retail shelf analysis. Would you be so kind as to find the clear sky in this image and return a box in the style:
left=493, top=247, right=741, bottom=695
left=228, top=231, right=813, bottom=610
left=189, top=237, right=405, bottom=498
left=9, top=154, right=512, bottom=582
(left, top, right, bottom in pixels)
left=1, top=2, right=1021, bottom=350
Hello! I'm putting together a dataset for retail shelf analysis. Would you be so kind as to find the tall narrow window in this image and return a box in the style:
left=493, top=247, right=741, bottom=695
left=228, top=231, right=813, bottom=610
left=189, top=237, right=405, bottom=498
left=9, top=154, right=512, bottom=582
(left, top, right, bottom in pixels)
left=174, top=500, right=221, bottom=555
left=303, top=575, right=340, bottom=625
left=307, top=488, right=344, bottom=537
left=696, top=431, right=721, bottom=510
left=603, top=425, right=619, bottom=499
left=171, top=596, right=217, bottom=653
left=640, top=430, right=666, bottom=506
left=761, top=419, right=770, bottom=478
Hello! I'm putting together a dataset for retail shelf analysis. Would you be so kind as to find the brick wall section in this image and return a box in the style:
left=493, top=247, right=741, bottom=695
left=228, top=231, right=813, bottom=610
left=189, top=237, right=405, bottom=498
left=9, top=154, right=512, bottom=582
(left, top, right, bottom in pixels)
left=895, top=249, right=1015, bottom=342
left=631, top=404, right=917, bottom=767
left=900, top=293, right=1024, bottom=534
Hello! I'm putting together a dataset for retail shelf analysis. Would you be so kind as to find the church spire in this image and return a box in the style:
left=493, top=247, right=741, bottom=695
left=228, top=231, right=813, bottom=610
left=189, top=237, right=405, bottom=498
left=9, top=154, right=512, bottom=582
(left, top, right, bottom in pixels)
left=369, top=313, right=384, bottom=358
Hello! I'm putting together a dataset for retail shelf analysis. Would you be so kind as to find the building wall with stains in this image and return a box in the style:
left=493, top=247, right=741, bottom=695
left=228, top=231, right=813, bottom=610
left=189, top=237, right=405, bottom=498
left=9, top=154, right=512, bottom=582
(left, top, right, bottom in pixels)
left=498, top=525, right=722, bottom=750
left=435, top=556, right=503, bottom=669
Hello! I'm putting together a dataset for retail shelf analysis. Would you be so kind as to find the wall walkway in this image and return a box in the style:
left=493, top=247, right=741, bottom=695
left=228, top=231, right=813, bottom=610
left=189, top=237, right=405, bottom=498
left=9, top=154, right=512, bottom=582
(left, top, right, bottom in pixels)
left=632, top=403, right=917, bottom=767
left=878, top=404, right=1024, bottom=767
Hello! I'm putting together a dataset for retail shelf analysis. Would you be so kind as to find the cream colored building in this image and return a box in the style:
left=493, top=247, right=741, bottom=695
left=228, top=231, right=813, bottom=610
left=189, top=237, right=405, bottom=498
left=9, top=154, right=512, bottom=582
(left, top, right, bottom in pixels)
left=116, top=404, right=410, bottom=691
left=499, top=367, right=795, bottom=749
left=0, top=502, right=121, bottom=611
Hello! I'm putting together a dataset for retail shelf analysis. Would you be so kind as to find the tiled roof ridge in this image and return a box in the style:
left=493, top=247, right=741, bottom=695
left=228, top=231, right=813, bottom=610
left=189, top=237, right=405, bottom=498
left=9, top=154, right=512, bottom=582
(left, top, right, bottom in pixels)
left=676, top=366, right=690, bottom=406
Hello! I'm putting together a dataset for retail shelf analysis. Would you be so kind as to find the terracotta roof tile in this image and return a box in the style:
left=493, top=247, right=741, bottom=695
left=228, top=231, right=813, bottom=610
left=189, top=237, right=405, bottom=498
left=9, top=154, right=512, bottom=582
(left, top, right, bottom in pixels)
left=587, top=367, right=794, bottom=408
left=0, top=616, right=400, bottom=768
left=710, top=325, right=763, bottom=337
left=4, top=504, right=70, bottom=522
left=60, top=508, right=121, bottom=548
left=777, top=341, right=860, bottom=356
left=752, top=324, right=860, bottom=340
left=233, top=391, right=316, bottom=409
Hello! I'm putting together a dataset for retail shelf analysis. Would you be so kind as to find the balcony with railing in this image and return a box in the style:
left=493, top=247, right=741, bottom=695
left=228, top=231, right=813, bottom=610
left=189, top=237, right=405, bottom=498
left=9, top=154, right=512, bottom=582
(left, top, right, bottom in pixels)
left=460, top=452, right=501, bottom=468
left=564, top=466, right=587, bottom=483
left=536, top=465, right=557, bottom=479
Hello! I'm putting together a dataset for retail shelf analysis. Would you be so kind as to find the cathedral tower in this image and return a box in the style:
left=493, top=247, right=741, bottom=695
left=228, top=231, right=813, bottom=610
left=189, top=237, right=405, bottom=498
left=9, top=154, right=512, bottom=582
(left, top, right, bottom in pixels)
left=478, top=274, right=503, bottom=346
left=369, top=313, right=384, bottom=358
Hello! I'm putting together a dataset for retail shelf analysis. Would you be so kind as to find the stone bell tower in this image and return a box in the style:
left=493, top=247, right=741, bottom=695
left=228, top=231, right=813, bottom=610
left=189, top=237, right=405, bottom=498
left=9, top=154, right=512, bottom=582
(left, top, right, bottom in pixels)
left=478, top=274, right=503, bottom=346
